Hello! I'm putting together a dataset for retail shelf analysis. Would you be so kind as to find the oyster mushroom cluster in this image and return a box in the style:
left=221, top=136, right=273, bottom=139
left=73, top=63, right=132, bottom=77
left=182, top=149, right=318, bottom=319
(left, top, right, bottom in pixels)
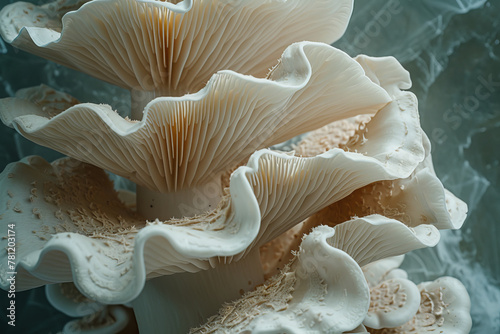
left=0, top=0, right=471, bottom=333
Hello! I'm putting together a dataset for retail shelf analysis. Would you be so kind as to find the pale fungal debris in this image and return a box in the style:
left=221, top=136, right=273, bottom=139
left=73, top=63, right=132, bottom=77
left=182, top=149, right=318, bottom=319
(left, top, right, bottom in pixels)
left=32, top=207, right=42, bottom=219
left=13, top=202, right=22, bottom=213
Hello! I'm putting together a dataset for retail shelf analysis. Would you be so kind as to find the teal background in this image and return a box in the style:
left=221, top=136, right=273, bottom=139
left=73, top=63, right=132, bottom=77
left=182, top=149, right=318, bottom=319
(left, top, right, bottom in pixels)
left=1, top=0, right=499, bottom=332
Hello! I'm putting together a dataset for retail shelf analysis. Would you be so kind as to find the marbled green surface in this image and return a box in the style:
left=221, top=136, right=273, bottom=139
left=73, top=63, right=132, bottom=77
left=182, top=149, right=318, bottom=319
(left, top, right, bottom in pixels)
left=1, top=0, right=499, bottom=332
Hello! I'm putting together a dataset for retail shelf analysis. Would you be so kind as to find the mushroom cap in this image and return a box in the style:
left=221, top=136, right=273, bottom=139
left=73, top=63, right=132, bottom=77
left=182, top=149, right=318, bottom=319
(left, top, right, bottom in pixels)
left=196, top=206, right=463, bottom=333
left=365, top=275, right=472, bottom=334
left=0, top=103, right=424, bottom=304
left=46, top=283, right=104, bottom=318
left=412, top=277, right=472, bottom=334
left=327, top=215, right=439, bottom=268
left=63, top=306, right=130, bottom=334
left=360, top=258, right=472, bottom=334
left=0, top=42, right=391, bottom=192
left=259, top=54, right=467, bottom=277
left=363, top=277, right=421, bottom=329
left=192, top=226, right=370, bottom=334
left=0, top=0, right=353, bottom=94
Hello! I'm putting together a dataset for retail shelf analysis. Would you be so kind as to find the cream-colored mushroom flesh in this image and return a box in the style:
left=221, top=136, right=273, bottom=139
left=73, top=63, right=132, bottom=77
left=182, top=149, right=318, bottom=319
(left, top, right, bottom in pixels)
left=0, top=0, right=353, bottom=95
left=361, top=257, right=422, bottom=331
left=0, top=42, right=391, bottom=193
left=0, top=110, right=424, bottom=303
left=46, top=283, right=104, bottom=318
left=259, top=55, right=467, bottom=277
left=46, top=282, right=129, bottom=332
left=327, top=215, right=439, bottom=268
left=364, top=277, right=421, bottom=329
left=195, top=209, right=460, bottom=333
left=360, top=257, right=473, bottom=333
left=191, top=226, right=370, bottom=334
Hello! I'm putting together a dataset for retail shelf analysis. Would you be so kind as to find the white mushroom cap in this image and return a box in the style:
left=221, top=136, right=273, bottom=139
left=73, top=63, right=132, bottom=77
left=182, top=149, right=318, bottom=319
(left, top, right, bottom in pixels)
left=411, top=277, right=472, bottom=334
left=364, top=276, right=472, bottom=334
left=46, top=283, right=105, bottom=318
left=0, top=105, right=424, bottom=304
left=323, top=216, right=436, bottom=330
left=327, top=215, right=439, bottom=268
left=46, top=282, right=131, bottom=333
left=259, top=54, right=467, bottom=277
left=361, top=258, right=421, bottom=329
left=62, top=306, right=130, bottom=334
left=0, top=0, right=353, bottom=94
left=364, top=277, right=421, bottom=329
left=191, top=226, right=370, bottom=334
left=0, top=42, right=391, bottom=193
left=360, top=258, right=472, bottom=334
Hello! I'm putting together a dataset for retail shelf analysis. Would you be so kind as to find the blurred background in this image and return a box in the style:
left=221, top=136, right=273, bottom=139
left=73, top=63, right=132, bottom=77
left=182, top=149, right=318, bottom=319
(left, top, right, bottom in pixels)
left=1, top=0, right=499, bottom=332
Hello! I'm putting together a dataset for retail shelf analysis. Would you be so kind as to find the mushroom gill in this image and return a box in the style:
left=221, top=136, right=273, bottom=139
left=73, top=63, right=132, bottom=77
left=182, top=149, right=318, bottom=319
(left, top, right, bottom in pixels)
left=0, top=0, right=353, bottom=96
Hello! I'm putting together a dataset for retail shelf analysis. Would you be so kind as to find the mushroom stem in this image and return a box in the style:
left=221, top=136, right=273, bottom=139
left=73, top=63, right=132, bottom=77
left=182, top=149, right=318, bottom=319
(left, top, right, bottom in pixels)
left=131, top=248, right=264, bottom=333
left=136, top=176, right=223, bottom=220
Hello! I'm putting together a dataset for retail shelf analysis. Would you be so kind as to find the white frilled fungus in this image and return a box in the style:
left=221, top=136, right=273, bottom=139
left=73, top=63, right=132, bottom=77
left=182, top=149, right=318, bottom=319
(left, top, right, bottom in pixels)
left=0, top=46, right=429, bottom=330
left=362, top=257, right=472, bottom=334
left=192, top=222, right=472, bottom=333
left=0, top=42, right=392, bottom=218
left=191, top=226, right=371, bottom=334
left=0, top=0, right=472, bottom=333
left=0, top=0, right=352, bottom=98
left=46, top=282, right=132, bottom=334
left=260, top=56, right=467, bottom=278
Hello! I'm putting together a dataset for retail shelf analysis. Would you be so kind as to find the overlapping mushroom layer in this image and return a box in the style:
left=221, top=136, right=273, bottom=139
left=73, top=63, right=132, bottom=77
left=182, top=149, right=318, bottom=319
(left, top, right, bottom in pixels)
left=0, top=120, right=421, bottom=303
left=260, top=56, right=467, bottom=277
left=363, top=257, right=472, bottom=334
left=0, top=42, right=390, bottom=192
left=191, top=226, right=371, bottom=334
left=193, top=225, right=472, bottom=333
left=0, top=43, right=467, bottom=307
left=0, top=0, right=352, bottom=95
left=0, top=0, right=473, bottom=332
